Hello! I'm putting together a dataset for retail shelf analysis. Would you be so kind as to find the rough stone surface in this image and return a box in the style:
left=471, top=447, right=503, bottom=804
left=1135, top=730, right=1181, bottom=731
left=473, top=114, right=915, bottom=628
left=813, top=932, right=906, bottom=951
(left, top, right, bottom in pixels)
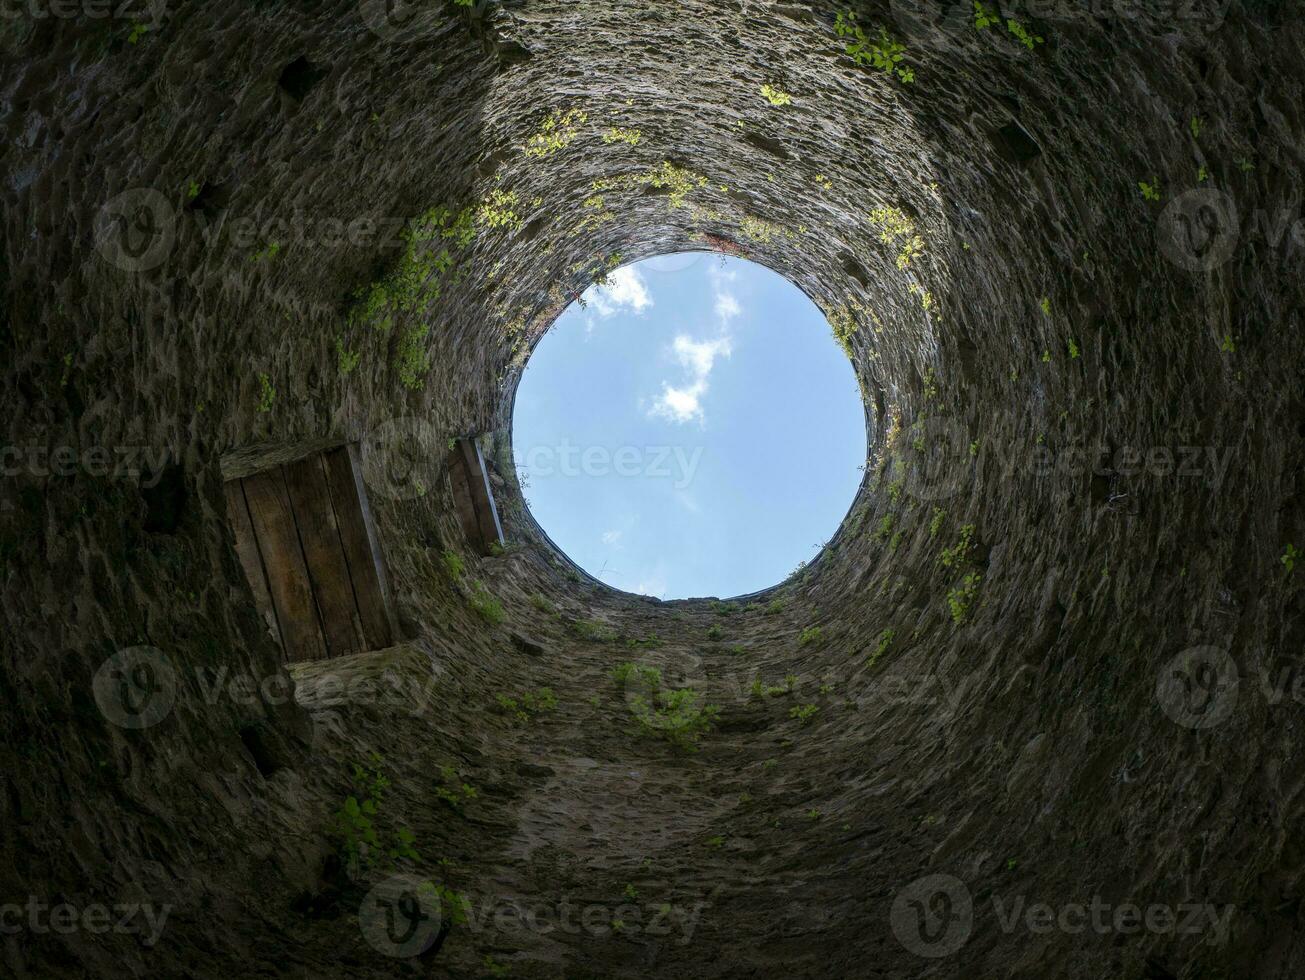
left=2, top=0, right=1304, bottom=977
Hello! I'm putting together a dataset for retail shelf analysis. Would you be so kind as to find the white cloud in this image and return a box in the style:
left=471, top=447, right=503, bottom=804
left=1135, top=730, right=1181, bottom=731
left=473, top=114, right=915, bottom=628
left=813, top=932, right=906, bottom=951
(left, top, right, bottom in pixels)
left=708, top=261, right=742, bottom=328
left=584, top=266, right=652, bottom=319
left=646, top=257, right=745, bottom=425
left=649, top=335, right=732, bottom=424
left=714, top=290, right=741, bottom=324
left=601, top=529, right=623, bottom=546
left=650, top=380, right=708, bottom=424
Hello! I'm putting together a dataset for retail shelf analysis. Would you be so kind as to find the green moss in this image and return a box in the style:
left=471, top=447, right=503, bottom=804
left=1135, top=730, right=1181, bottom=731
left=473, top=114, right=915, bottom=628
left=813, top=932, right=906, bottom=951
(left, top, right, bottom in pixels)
left=396, top=323, right=431, bottom=390
left=948, top=572, right=982, bottom=624
left=870, top=206, right=924, bottom=268
left=441, top=550, right=464, bottom=581
left=335, top=336, right=361, bottom=376
left=256, top=373, right=275, bottom=413
left=469, top=581, right=504, bottom=624
left=525, top=107, right=589, bottom=158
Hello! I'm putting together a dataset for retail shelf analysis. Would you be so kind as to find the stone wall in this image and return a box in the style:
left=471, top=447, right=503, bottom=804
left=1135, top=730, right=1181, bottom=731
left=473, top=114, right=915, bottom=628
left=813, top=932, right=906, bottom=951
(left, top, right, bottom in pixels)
left=1, top=0, right=1302, bottom=976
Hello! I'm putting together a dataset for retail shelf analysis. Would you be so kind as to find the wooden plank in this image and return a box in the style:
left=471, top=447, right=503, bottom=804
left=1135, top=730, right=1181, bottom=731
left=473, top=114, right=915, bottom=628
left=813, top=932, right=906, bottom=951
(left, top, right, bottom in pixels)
left=323, top=445, right=396, bottom=649
left=447, top=445, right=482, bottom=550
left=463, top=439, right=505, bottom=553
left=283, top=456, right=364, bottom=658
left=223, top=479, right=283, bottom=649
left=453, top=438, right=505, bottom=556
left=241, top=468, right=327, bottom=663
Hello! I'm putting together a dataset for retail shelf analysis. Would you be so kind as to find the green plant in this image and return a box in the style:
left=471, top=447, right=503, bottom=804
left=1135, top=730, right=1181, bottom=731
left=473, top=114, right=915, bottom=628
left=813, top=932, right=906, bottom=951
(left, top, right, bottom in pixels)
left=1220, top=334, right=1237, bottom=353
left=529, top=592, right=555, bottom=614
left=729, top=644, right=746, bottom=655
left=615, top=662, right=720, bottom=751
left=876, top=514, right=894, bottom=540
left=623, top=883, right=638, bottom=900
left=973, top=1, right=999, bottom=28
left=602, top=126, right=642, bottom=146
left=525, top=107, right=589, bottom=158
left=922, top=367, right=938, bottom=400
left=1283, top=544, right=1299, bottom=574
left=251, top=241, right=281, bottom=262
left=1139, top=179, right=1161, bottom=202
left=572, top=618, right=618, bottom=642
left=442, top=550, right=465, bottom=581
left=869, top=628, right=895, bottom=667
left=469, top=581, right=504, bottom=624
left=332, top=753, right=423, bottom=873
left=1006, top=19, right=1043, bottom=49
left=434, top=765, right=478, bottom=808
left=349, top=203, right=476, bottom=333
left=835, top=11, right=915, bottom=84
left=396, top=323, right=431, bottom=389
left=706, top=835, right=725, bottom=848
left=335, top=336, right=361, bottom=376
left=870, top=206, right=924, bottom=268
left=765, top=600, right=785, bottom=615
left=482, top=955, right=510, bottom=977
left=1039, top=296, right=1051, bottom=316
left=929, top=508, right=946, bottom=538
left=790, top=703, right=819, bottom=725
left=940, top=524, right=976, bottom=568
left=495, top=688, right=558, bottom=723
left=256, top=373, right=275, bottom=413
left=1067, top=338, right=1081, bottom=359
left=807, top=808, right=821, bottom=820
left=711, top=600, right=739, bottom=615
left=798, top=626, right=824, bottom=647
left=626, top=634, right=664, bottom=649
left=1190, top=116, right=1203, bottom=139
left=126, top=22, right=149, bottom=43
left=706, top=625, right=724, bottom=641
left=948, top=572, right=982, bottom=624
left=760, top=83, right=793, bottom=106
left=751, top=676, right=789, bottom=698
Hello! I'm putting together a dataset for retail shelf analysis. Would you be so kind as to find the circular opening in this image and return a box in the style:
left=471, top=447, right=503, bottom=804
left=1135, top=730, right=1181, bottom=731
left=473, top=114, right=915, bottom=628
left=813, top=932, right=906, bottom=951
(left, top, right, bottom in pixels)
left=512, top=253, right=866, bottom=600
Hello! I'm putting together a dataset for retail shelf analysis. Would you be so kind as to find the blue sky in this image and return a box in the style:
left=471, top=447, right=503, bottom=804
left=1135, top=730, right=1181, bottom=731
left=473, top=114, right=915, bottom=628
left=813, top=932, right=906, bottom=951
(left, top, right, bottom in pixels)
left=512, top=253, right=866, bottom=599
